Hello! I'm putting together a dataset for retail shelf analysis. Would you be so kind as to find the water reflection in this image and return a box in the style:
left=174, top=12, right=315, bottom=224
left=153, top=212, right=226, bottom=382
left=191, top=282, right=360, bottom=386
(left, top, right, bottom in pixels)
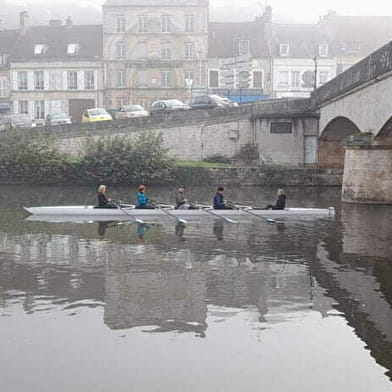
left=0, top=185, right=391, bottom=390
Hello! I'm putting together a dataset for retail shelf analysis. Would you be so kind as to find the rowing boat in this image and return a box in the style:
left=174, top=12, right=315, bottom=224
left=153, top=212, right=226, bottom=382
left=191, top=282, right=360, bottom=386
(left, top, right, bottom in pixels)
left=24, top=205, right=335, bottom=223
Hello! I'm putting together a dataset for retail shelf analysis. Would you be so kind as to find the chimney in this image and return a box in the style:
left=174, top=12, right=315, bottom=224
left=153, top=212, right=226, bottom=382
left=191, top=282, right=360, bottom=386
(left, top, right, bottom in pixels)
left=19, top=11, right=29, bottom=30
left=66, top=16, right=73, bottom=27
left=263, top=6, right=272, bottom=23
left=263, top=6, right=272, bottom=43
left=49, top=19, right=62, bottom=27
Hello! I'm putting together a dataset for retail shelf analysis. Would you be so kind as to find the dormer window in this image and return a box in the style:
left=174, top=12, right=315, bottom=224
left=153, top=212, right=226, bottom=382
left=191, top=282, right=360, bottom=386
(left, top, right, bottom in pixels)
left=238, top=40, right=250, bottom=56
left=318, top=42, right=328, bottom=57
left=67, top=43, right=79, bottom=55
left=34, top=44, right=46, bottom=55
left=279, top=42, right=289, bottom=57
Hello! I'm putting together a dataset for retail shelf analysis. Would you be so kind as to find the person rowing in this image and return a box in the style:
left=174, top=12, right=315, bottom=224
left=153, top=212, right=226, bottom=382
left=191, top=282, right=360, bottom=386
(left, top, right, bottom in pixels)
left=175, top=185, right=196, bottom=210
left=264, top=188, right=286, bottom=210
left=96, top=185, right=117, bottom=209
left=135, top=185, right=155, bottom=209
left=213, top=186, right=235, bottom=210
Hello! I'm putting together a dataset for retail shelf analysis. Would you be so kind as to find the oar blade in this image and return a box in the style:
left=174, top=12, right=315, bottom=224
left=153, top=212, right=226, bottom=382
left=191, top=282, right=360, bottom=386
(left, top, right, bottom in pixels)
left=178, top=218, right=188, bottom=224
left=224, top=217, right=237, bottom=224
left=135, top=218, right=145, bottom=224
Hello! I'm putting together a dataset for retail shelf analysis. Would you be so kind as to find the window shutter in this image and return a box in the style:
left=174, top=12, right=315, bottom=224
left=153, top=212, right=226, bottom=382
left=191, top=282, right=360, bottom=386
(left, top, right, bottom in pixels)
left=27, top=71, right=34, bottom=90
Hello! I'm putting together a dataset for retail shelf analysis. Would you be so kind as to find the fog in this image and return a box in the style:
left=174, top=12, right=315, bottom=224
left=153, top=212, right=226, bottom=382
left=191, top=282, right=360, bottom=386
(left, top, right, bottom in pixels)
left=1, top=0, right=392, bottom=28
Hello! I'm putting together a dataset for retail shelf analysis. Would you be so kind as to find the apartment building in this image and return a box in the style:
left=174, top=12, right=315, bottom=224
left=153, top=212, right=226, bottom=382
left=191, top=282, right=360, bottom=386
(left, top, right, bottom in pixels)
left=103, top=0, right=209, bottom=109
left=10, top=16, right=104, bottom=122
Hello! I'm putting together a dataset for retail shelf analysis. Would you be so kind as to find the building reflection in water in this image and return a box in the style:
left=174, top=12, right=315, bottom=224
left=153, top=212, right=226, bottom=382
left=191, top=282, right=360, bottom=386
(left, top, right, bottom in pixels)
left=0, top=211, right=391, bottom=378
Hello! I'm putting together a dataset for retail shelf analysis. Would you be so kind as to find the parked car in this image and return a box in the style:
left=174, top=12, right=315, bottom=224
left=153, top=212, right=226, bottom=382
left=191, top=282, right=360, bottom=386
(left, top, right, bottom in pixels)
left=151, top=99, right=190, bottom=114
left=190, top=94, right=238, bottom=110
left=82, top=108, right=112, bottom=123
left=4, top=114, right=34, bottom=128
left=119, top=105, right=149, bottom=118
left=46, top=113, right=72, bottom=126
left=106, top=109, right=121, bottom=120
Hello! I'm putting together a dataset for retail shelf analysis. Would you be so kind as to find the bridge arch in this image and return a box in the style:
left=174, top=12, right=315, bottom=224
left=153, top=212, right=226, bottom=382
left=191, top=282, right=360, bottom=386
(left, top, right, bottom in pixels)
left=318, top=116, right=361, bottom=169
left=377, top=116, right=392, bottom=138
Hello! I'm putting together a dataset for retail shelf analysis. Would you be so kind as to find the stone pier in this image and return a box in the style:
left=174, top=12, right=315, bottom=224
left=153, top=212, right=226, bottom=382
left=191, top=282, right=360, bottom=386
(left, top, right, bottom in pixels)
left=342, top=138, right=392, bottom=204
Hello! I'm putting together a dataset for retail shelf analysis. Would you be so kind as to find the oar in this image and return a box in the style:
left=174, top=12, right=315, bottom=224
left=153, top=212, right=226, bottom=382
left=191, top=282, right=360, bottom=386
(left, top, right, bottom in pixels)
left=201, top=207, right=237, bottom=224
left=227, top=200, right=277, bottom=223
left=240, top=207, right=277, bottom=223
left=152, top=202, right=187, bottom=224
left=112, top=200, right=145, bottom=224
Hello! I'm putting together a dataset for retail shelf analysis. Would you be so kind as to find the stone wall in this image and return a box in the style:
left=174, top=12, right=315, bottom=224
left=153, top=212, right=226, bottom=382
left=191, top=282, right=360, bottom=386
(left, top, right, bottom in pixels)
left=342, top=144, right=392, bottom=204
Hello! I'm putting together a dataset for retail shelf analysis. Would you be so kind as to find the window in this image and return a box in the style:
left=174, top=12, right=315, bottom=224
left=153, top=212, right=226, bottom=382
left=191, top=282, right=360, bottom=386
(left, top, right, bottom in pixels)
left=344, top=41, right=361, bottom=54
left=136, top=42, right=148, bottom=58
left=18, top=100, right=28, bottom=114
left=185, top=70, right=194, bottom=83
left=161, top=47, right=171, bottom=60
left=67, top=43, right=79, bottom=56
left=138, top=16, right=148, bottom=33
left=117, top=98, right=128, bottom=108
left=18, top=71, right=28, bottom=90
left=279, top=42, right=289, bottom=56
left=184, top=42, right=195, bottom=60
left=137, top=70, right=148, bottom=87
left=252, top=70, right=263, bottom=88
left=291, top=71, right=300, bottom=88
left=116, top=42, right=126, bottom=60
left=0, top=77, right=9, bottom=97
left=238, top=40, right=250, bottom=56
left=270, top=122, right=292, bottom=134
left=278, top=71, right=289, bottom=87
left=117, top=70, right=126, bottom=88
left=209, top=70, right=219, bottom=88
left=84, top=70, right=95, bottom=90
left=161, top=71, right=170, bottom=88
left=49, top=71, right=63, bottom=90
left=35, top=100, right=45, bottom=119
left=34, top=70, right=44, bottom=90
left=185, top=15, right=195, bottom=33
left=34, top=44, right=46, bottom=55
left=67, top=71, right=78, bottom=90
left=318, top=43, right=328, bottom=57
left=161, top=15, right=171, bottom=33
left=116, top=16, right=126, bottom=33
left=319, top=70, right=329, bottom=85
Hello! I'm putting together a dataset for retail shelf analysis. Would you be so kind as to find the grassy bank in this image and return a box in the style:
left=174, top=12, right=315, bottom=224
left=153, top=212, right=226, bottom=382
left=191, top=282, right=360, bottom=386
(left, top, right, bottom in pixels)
left=174, top=160, right=233, bottom=168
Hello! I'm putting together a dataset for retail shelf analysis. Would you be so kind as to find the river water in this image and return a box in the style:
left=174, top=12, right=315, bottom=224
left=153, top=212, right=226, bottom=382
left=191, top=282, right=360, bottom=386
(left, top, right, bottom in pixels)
left=0, top=185, right=391, bottom=392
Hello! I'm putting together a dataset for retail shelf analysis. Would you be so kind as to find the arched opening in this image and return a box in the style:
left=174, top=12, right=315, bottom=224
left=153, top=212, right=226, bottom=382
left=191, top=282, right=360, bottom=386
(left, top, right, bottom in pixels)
left=377, top=117, right=392, bottom=138
left=318, top=117, right=361, bottom=169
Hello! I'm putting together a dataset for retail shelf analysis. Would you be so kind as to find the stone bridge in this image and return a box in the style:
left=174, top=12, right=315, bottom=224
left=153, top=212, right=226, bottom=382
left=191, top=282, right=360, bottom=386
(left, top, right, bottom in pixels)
left=313, top=41, right=392, bottom=203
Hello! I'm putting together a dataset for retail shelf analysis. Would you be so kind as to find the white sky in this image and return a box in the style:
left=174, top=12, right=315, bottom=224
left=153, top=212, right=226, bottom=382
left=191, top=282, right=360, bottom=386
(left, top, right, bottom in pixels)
left=3, top=0, right=392, bottom=25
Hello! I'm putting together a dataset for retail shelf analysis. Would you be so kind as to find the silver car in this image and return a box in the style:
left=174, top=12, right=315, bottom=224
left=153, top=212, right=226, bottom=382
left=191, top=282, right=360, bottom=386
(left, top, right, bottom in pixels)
left=46, top=113, right=72, bottom=126
left=151, top=99, right=191, bottom=114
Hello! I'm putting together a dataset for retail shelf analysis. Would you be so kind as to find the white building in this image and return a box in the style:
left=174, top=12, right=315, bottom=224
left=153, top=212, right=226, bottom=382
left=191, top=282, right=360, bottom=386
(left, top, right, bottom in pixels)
left=10, top=17, right=104, bottom=122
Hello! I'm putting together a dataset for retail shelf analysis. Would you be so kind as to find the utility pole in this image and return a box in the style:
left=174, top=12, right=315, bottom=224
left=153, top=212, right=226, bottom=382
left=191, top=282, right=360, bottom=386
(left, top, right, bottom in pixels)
left=313, top=55, right=318, bottom=91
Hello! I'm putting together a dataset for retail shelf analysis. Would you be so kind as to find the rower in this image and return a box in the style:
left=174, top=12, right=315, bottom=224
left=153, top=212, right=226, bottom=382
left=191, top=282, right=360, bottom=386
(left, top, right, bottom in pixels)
left=97, top=185, right=116, bottom=209
left=175, top=185, right=196, bottom=210
left=264, top=189, right=286, bottom=210
left=135, top=185, right=155, bottom=209
left=213, top=186, right=235, bottom=210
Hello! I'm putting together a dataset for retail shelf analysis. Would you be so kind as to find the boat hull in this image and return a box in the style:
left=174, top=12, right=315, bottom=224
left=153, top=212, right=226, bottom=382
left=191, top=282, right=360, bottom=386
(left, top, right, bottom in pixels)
left=24, top=205, right=335, bottom=223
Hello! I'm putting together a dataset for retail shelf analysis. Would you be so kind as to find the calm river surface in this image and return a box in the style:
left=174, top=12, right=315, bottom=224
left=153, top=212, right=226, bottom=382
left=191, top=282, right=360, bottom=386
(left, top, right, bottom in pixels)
left=0, top=185, right=391, bottom=392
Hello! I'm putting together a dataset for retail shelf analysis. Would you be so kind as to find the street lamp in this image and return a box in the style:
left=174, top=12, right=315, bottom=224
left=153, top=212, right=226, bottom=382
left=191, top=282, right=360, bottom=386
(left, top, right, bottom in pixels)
left=313, top=55, right=318, bottom=91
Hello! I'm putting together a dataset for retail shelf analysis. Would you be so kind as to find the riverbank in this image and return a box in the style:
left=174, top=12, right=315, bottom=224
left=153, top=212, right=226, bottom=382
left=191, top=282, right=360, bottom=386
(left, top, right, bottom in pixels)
left=0, top=165, right=343, bottom=187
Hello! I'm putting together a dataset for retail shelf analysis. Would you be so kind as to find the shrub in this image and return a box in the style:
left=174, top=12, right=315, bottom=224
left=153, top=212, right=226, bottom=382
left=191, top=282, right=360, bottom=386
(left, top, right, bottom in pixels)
left=80, top=131, right=174, bottom=184
left=0, top=130, right=70, bottom=182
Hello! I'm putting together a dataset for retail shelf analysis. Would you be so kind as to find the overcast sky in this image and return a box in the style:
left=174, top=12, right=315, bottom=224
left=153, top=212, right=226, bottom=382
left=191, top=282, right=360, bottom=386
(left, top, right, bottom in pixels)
left=2, top=0, right=392, bottom=27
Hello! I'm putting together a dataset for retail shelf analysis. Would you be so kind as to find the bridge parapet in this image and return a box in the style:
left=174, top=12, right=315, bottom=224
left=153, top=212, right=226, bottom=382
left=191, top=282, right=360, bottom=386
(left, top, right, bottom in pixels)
left=313, top=41, right=392, bottom=107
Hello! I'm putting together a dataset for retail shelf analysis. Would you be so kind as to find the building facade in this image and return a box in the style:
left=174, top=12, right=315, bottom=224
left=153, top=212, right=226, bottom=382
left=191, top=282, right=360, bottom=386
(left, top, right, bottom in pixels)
left=207, top=9, right=273, bottom=102
left=10, top=17, right=104, bottom=122
left=272, top=24, right=337, bottom=99
left=103, top=0, right=209, bottom=109
left=0, top=29, right=20, bottom=116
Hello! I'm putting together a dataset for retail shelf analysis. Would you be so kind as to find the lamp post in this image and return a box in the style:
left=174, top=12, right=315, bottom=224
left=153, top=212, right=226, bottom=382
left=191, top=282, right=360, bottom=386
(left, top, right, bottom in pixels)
left=313, top=55, right=318, bottom=91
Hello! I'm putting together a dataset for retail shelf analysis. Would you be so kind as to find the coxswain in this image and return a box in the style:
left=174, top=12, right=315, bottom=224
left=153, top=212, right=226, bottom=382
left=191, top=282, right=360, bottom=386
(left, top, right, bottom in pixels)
left=213, top=186, right=235, bottom=209
left=97, top=185, right=116, bottom=208
left=135, top=185, right=155, bottom=209
left=264, top=189, right=286, bottom=210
